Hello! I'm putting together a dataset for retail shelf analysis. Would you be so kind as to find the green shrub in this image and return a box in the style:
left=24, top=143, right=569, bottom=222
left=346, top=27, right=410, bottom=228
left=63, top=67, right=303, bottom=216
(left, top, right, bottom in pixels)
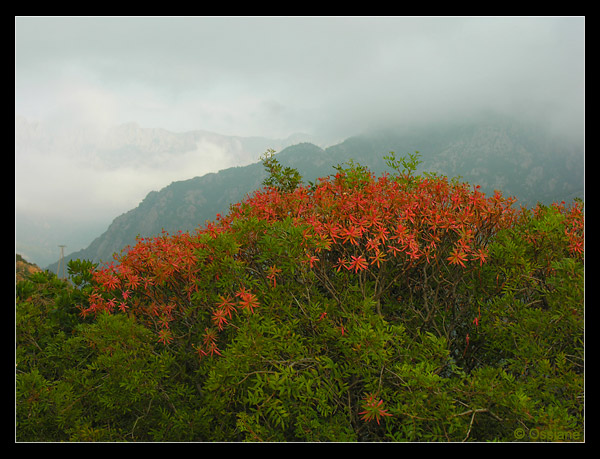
left=16, top=155, right=584, bottom=441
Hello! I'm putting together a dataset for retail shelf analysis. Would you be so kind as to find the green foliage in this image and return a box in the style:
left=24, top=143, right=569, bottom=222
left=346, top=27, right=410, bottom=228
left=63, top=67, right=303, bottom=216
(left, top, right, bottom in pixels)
left=332, top=158, right=373, bottom=190
left=383, top=150, right=421, bottom=178
left=16, top=153, right=584, bottom=442
left=261, top=148, right=303, bottom=193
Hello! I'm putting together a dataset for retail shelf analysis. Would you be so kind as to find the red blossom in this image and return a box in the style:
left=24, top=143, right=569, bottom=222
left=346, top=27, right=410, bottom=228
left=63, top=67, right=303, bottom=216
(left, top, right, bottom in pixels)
left=212, top=308, right=229, bottom=330
left=369, top=249, right=388, bottom=268
left=359, top=393, right=393, bottom=424
left=472, top=248, right=488, bottom=266
left=266, top=265, right=282, bottom=288
left=216, top=294, right=237, bottom=319
left=304, top=254, right=320, bottom=268
left=447, top=247, right=468, bottom=268
left=157, top=328, right=173, bottom=345
left=347, top=255, right=369, bottom=273
left=340, top=225, right=362, bottom=246
left=236, top=288, right=260, bottom=314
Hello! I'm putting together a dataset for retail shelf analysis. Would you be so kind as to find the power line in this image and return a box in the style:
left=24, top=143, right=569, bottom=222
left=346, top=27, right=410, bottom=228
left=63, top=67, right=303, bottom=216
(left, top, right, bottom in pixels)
left=57, top=245, right=66, bottom=280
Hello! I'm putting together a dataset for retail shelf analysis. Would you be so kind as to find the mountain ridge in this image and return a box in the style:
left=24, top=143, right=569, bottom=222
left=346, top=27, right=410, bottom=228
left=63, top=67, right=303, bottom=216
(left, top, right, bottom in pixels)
left=46, top=115, right=584, bottom=272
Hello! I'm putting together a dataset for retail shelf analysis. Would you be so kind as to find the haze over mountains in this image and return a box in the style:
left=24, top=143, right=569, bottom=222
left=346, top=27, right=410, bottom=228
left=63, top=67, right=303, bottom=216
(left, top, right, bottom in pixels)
left=16, top=115, right=325, bottom=268
left=39, top=112, right=584, bottom=274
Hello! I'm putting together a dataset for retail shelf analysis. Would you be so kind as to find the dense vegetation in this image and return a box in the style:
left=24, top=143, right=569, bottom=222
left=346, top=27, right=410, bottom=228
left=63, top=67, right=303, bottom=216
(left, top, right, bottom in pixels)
left=16, top=152, right=584, bottom=442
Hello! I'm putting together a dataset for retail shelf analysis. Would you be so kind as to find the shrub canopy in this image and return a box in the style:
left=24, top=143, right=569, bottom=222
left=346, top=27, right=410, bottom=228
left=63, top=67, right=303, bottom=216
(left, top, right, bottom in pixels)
left=16, top=153, right=584, bottom=441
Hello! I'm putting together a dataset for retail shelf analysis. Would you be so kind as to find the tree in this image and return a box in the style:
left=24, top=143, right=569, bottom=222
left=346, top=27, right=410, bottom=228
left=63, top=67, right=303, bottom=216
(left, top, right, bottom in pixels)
left=260, top=148, right=303, bottom=193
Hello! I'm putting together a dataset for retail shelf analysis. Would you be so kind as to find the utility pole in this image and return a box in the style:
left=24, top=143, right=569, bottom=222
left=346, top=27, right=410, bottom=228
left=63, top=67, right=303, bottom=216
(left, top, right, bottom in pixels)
left=57, top=245, right=66, bottom=280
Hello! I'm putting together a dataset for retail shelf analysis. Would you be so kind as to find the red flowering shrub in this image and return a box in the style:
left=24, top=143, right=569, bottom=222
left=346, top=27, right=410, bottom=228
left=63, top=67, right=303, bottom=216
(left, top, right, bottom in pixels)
left=19, top=152, right=582, bottom=441
left=82, top=153, right=520, bottom=362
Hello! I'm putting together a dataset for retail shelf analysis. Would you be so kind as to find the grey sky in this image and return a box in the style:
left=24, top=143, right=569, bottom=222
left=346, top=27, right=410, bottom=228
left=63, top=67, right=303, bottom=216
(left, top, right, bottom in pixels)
left=16, top=16, right=584, bottom=138
left=15, top=16, right=585, bottom=266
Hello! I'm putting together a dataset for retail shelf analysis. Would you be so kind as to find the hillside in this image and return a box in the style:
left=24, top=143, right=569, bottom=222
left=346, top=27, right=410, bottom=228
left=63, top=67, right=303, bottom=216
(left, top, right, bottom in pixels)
left=47, top=114, right=584, bottom=271
left=15, top=254, right=42, bottom=283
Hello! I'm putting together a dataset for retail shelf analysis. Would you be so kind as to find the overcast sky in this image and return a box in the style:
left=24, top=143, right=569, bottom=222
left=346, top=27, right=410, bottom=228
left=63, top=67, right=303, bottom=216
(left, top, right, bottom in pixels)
left=15, top=16, right=585, bottom=265
left=16, top=16, right=584, bottom=138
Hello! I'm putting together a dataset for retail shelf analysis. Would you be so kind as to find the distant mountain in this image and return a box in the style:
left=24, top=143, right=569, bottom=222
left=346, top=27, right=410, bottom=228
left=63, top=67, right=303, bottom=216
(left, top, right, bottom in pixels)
left=16, top=115, right=320, bottom=267
left=15, top=116, right=319, bottom=172
left=47, top=114, right=584, bottom=272
left=84, top=121, right=320, bottom=173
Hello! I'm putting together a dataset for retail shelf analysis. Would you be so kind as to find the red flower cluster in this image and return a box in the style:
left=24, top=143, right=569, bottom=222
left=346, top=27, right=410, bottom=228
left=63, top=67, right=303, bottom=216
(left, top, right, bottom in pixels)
left=553, top=200, right=584, bottom=257
left=81, top=227, right=261, bottom=354
left=81, top=163, right=582, bottom=358
left=227, top=171, right=517, bottom=281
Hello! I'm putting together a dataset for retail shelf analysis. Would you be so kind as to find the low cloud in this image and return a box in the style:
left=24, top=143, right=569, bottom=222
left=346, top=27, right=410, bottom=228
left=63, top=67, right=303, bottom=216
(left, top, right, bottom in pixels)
left=16, top=17, right=584, bottom=141
left=15, top=16, right=584, bottom=266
